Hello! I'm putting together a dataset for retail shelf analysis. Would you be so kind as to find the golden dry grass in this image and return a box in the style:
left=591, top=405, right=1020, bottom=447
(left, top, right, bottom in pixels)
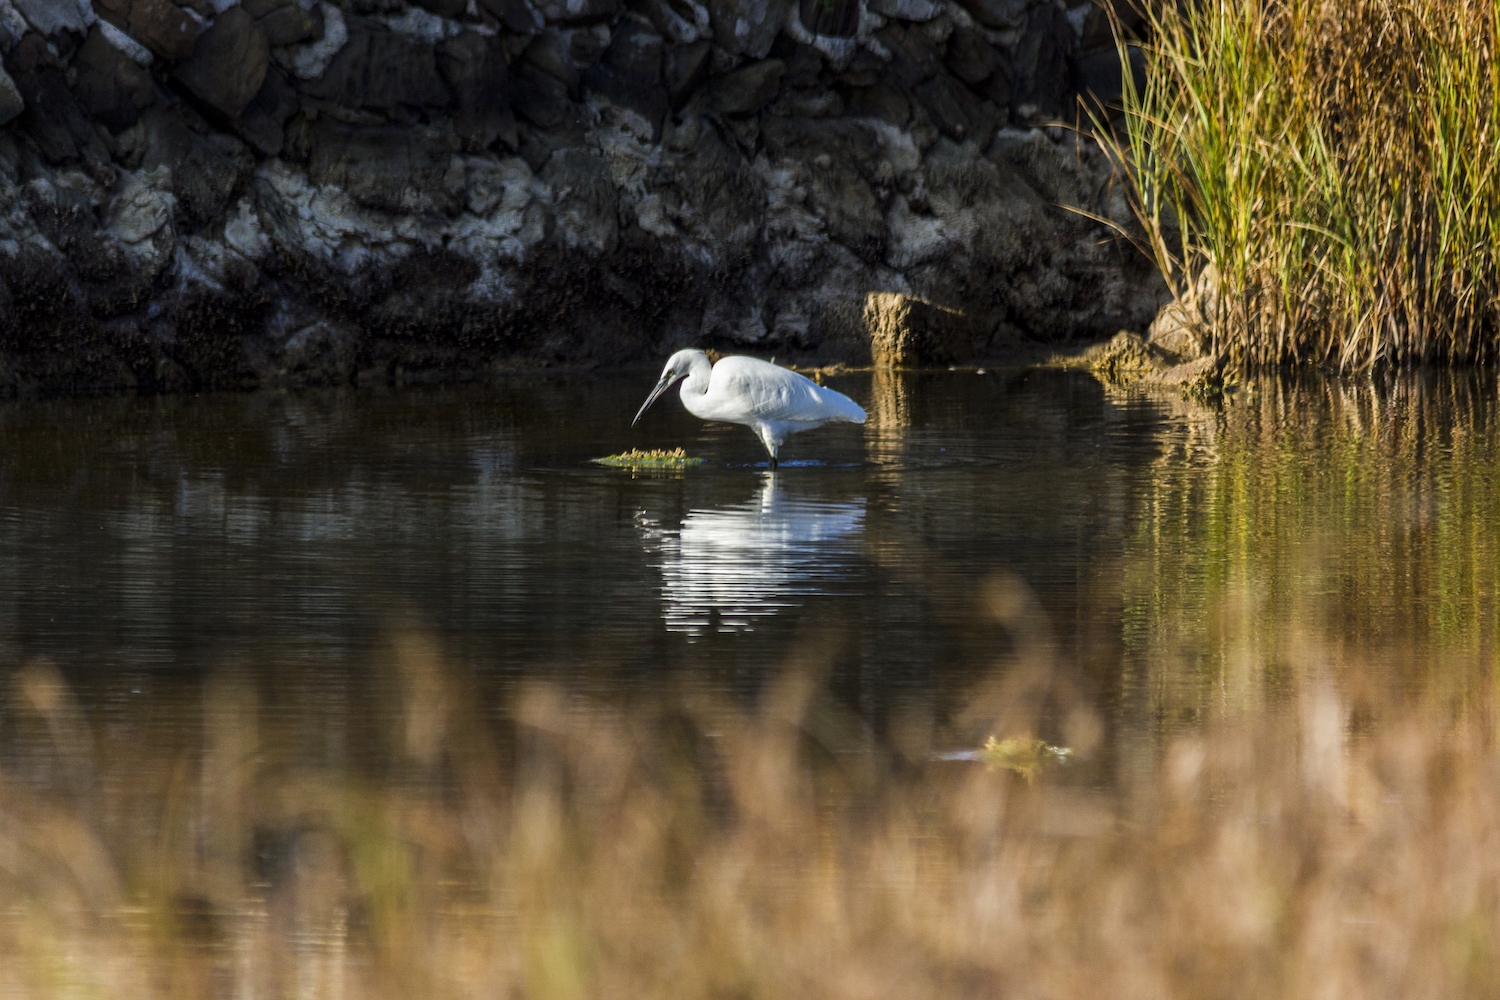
left=0, top=596, right=1498, bottom=999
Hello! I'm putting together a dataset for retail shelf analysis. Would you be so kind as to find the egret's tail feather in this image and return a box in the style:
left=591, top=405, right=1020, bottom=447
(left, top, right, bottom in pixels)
left=817, top=386, right=867, bottom=424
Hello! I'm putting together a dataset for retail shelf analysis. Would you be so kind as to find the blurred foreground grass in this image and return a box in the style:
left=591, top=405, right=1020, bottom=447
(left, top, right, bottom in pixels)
left=1, top=599, right=1499, bottom=999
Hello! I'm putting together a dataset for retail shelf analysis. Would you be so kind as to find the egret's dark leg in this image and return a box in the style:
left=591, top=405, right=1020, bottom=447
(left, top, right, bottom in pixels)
left=768, top=454, right=778, bottom=470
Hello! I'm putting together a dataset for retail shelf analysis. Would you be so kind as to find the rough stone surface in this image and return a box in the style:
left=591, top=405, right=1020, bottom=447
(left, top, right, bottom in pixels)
left=0, top=0, right=1166, bottom=395
left=93, top=0, right=202, bottom=62
left=867, top=292, right=980, bottom=365
left=0, top=66, right=22, bottom=127
left=711, top=0, right=787, bottom=57
left=299, top=19, right=452, bottom=110
left=1074, top=43, right=1145, bottom=110
left=538, top=0, right=618, bottom=25
left=14, top=0, right=93, bottom=36
left=173, top=7, right=269, bottom=118
left=1147, top=265, right=1218, bottom=362
left=710, top=57, right=784, bottom=115
left=256, top=4, right=323, bottom=48
left=954, top=0, right=1024, bottom=31
left=74, top=25, right=155, bottom=131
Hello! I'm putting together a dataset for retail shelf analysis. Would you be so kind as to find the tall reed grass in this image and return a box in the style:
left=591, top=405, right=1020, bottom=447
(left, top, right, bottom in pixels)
left=1118, top=0, right=1500, bottom=367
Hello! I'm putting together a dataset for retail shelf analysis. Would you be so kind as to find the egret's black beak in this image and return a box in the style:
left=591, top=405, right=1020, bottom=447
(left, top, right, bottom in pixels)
left=632, top=374, right=676, bottom=426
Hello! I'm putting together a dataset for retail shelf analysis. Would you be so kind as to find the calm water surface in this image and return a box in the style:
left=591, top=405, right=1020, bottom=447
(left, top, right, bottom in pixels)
left=0, top=368, right=1497, bottom=778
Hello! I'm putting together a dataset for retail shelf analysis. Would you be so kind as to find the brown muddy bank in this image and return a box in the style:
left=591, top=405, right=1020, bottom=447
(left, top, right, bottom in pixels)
left=0, top=0, right=1162, bottom=395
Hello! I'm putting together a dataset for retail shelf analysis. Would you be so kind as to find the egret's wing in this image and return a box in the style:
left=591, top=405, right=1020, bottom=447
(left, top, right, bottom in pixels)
left=714, top=357, right=866, bottom=424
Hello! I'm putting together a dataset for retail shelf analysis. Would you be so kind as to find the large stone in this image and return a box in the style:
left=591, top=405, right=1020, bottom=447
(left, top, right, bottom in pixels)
left=914, top=71, right=991, bottom=141
left=236, top=66, right=298, bottom=155
left=875, top=23, right=939, bottom=88
left=0, top=3, right=26, bottom=51
left=411, top=0, right=467, bottom=17
left=74, top=24, right=155, bottom=131
left=537, top=0, right=618, bottom=26
left=973, top=63, right=1010, bottom=114
left=477, top=0, right=541, bottom=34
left=256, top=3, right=322, bottom=48
left=105, top=165, right=175, bottom=245
left=299, top=19, right=452, bottom=110
left=583, top=22, right=667, bottom=136
left=511, top=61, right=570, bottom=128
left=174, top=7, right=268, bottom=119
left=952, top=0, right=1024, bottom=30
left=9, top=72, right=76, bottom=162
left=9, top=55, right=113, bottom=169
left=845, top=79, right=908, bottom=124
left=710, top=0, right=787, bottom=57
left=866, top=0, right=941, bottom=23
left=944, top=23, right=995, bottom=85
left=0, top=65, right=22, bottom=127
left=640, top=0, right=707, bottom=44
left=93, top=0, right=201, bottom=61
left=602, top=16, right=662, bottom=82
left=273, top=2, right=347, bottom=80
left=663, top=39, right=709, bottom=109
left=1072, top=43, right=1145, bottom=109
left=567, top=22, right=612, bottom=66
left=1010, top=2, right=1075, bottom=121
left=309, top=120, right=461, bottom=214
left=1147, top=265, right=1217, bottom=362
left=14, top=0, right=93, bottom=35
left=521, top=30, right=573, bottom=86
left=139, top=107, right=247, bottom=224
left=438, top=31, right=518, bottom=150
left=798, top=0, right=857, bottom=37
left=709, top=57, right=784, bottom=115
left=1078, top=0, right=1144, bottom=48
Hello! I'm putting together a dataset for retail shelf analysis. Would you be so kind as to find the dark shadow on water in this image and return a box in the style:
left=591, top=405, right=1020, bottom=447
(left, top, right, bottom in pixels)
left=0, top=368, right=1494, bottom=768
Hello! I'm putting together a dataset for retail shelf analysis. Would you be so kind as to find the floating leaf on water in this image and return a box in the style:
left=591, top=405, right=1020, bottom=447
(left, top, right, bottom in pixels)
left=978, top=736, right=1072, bottom=782
left=594, top=448, right=706, bottom=468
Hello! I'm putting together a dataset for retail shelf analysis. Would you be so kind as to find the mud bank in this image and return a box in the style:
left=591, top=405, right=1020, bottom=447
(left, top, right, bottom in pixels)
left=0, top=0, right=1162, bottom=393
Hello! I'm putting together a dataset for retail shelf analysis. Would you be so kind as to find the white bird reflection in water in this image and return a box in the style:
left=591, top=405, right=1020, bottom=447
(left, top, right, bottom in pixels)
left=637, top=474, right=866, bottom=634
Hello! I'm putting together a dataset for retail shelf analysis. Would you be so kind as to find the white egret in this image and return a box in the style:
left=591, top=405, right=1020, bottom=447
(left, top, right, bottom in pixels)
left=632, top=349, right=866, bottom=468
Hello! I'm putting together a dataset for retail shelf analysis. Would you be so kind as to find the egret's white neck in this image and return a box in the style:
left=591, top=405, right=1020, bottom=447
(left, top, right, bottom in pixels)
left=677, top=352, right=713, bottom=398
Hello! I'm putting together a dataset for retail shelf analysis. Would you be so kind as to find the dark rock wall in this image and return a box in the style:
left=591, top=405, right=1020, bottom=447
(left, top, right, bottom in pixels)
left=0, top=0, right=1159, bottom=392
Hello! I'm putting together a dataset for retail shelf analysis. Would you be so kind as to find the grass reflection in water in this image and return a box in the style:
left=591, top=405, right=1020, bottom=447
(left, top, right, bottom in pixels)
left=1118, top=371, right=1500, bottom=740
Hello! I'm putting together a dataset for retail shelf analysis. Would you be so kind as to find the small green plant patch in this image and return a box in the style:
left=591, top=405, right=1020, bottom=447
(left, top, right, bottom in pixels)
left=594, top=448, right=706, bottom=468
left=978, top=736, right=1071, bottom=783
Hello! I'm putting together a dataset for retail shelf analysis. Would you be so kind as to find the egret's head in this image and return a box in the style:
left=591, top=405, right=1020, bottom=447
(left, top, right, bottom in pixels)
left=633, top=350, right=709, bottom=426
left=659, top=349, right=710, bottom=382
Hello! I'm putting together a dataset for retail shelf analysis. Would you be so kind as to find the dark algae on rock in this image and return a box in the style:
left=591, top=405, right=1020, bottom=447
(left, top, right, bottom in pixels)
left=0, top=0, right=1160, bottom=394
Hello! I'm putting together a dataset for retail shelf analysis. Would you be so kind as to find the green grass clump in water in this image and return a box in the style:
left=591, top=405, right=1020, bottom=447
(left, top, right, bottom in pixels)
left=1113, top=0, right=1500, bottom=367
left=978, top=735, right=1072, bottom=783
left=594, top=447, right=706, bottom=468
